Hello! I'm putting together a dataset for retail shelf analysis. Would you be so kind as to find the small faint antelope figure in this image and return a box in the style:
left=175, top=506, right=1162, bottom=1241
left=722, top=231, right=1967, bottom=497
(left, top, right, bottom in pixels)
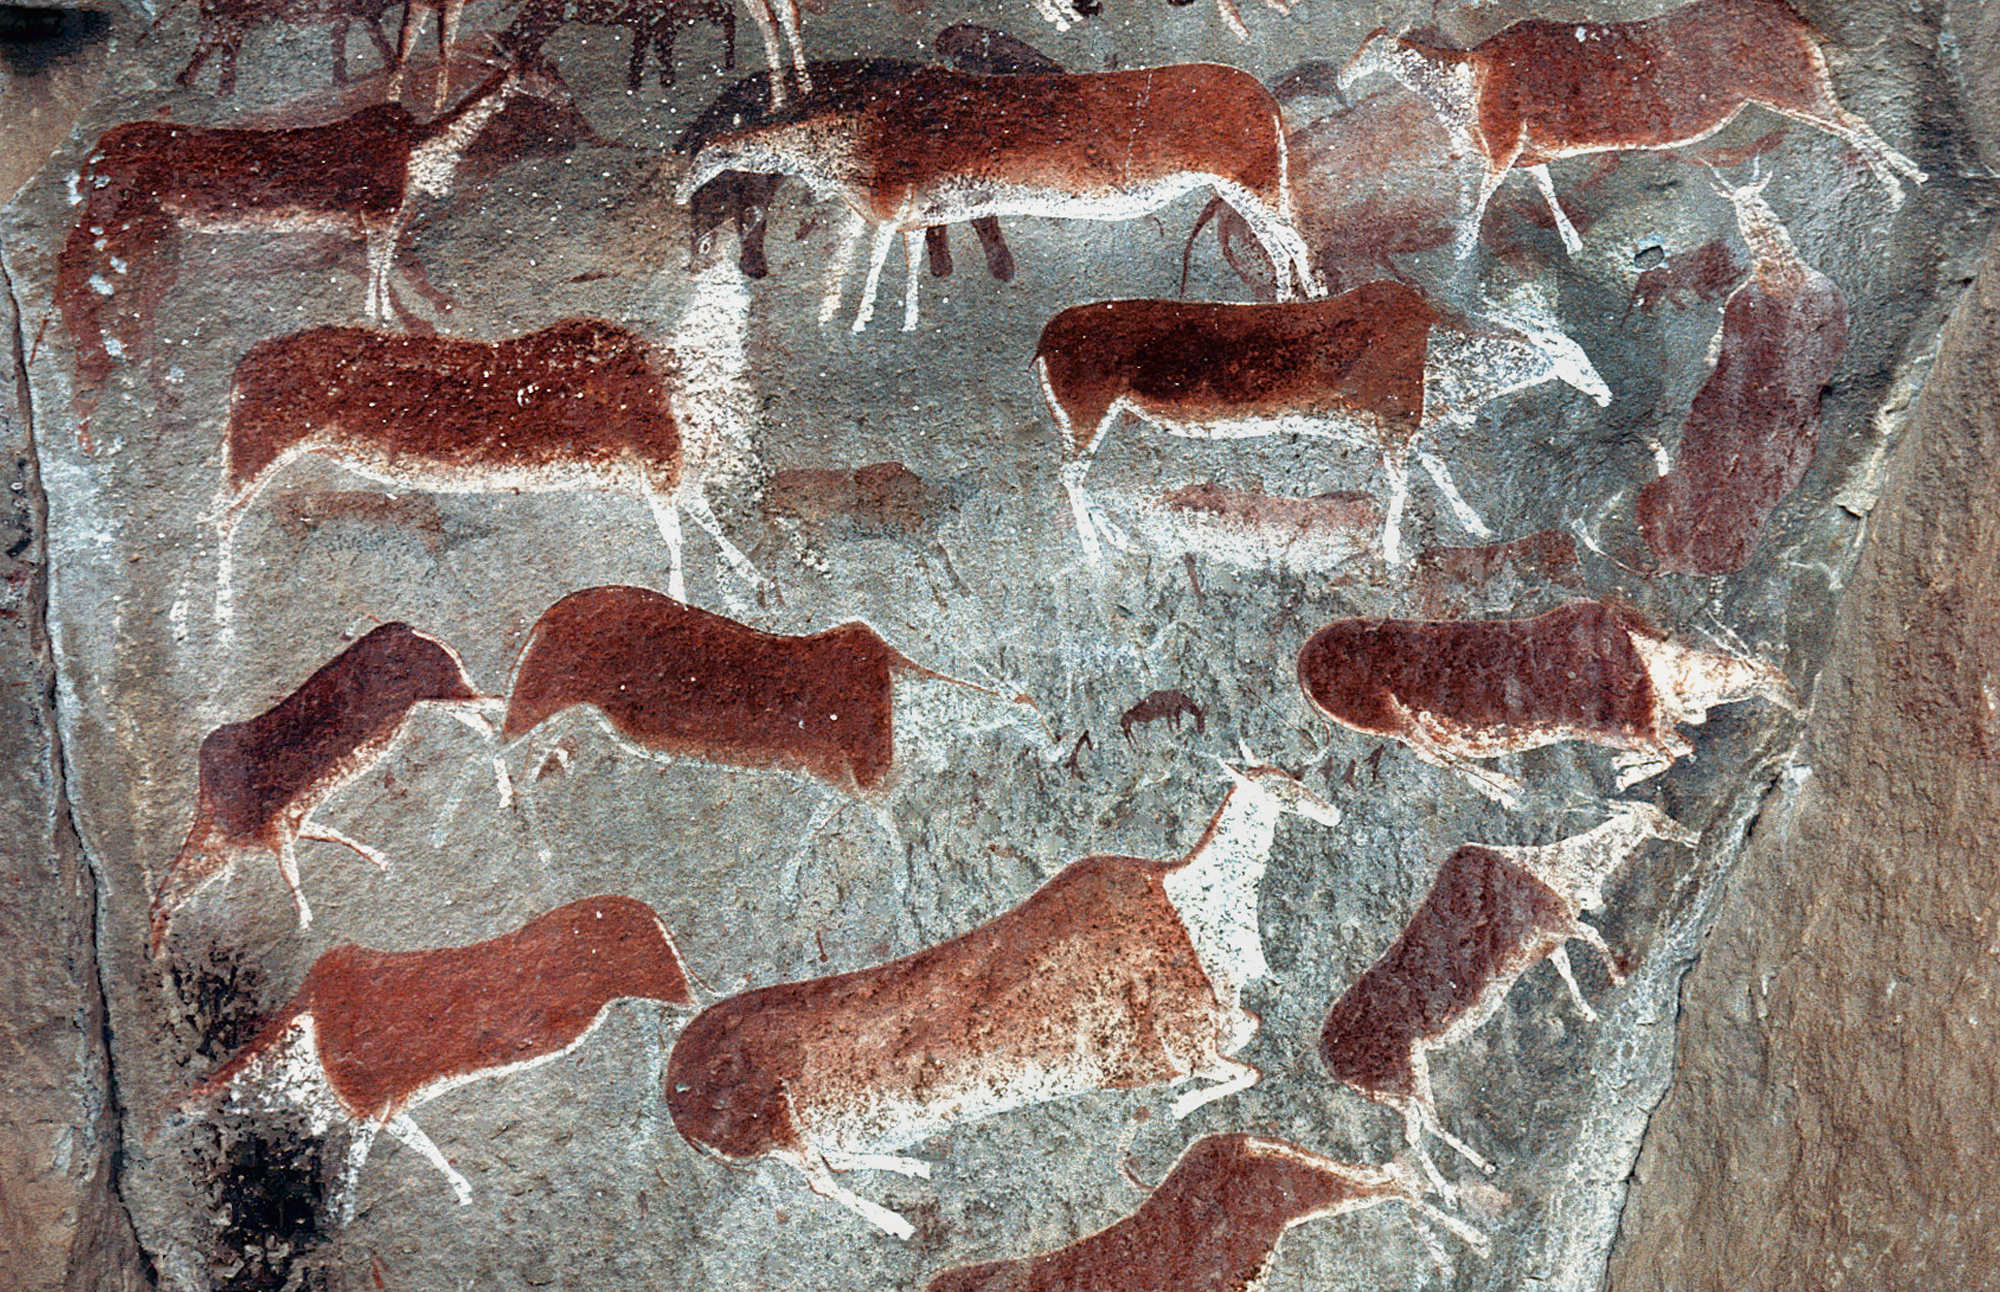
left=149, top=624, right=492, bottom=953
left=500, top=0, right=735, bottom=91
left=1319, top=805, right=1695, bottom=1194
left=1638, top=172, right=1848, bottom=573
left=175, top=0, right=396, bottom=96
left=1339, top=0, right=1926, bottom=256
left=172, top=896, right=692, bottom=1222
left=664, top=759, right=1339, bottom=1236
left=678, top=63, right=1320, bottom=332
left=57, top=66, right=524, bottom=438
left=1184, top=82, right=1470, bottom=300
left=922, top=1134, right=1485, bottom=1291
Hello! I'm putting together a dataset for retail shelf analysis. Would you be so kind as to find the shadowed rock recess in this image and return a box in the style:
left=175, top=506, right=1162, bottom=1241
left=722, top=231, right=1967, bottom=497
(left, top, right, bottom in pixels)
left=1, top=0, right=1997, bottom=1288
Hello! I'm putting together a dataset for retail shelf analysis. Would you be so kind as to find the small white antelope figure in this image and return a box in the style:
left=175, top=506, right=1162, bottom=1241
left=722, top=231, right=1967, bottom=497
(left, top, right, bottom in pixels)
left=664, top=755, right=1339, bottom=1237
left=1338, top=0, right=1925, bottom=257
left=676, top=63, right=1321, bottom=332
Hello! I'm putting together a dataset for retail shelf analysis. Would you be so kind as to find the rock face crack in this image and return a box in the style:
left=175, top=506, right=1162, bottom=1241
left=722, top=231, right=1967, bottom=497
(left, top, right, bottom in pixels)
left=2, top=249, right=155, bottom=1292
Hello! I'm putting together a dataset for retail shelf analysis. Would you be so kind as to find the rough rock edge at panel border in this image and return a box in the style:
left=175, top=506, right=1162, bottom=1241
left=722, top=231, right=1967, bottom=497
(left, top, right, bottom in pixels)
left=3, top=239, right=156, bottom=1292
left=1547, top=249, right=1973, bottom=1292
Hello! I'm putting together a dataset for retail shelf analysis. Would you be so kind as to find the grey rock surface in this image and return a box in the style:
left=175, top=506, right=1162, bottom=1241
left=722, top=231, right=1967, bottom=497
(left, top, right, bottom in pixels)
left=0, top=0, right=1992, bottom=1289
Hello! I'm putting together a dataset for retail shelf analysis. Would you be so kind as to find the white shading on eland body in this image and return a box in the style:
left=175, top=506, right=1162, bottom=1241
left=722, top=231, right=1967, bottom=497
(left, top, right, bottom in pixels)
left=664, top=761, right=1338, bottom=1237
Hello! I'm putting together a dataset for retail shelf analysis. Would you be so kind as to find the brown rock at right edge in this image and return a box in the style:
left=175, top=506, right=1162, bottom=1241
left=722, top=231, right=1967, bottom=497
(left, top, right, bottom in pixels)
left=1608, top=227, right=2000, bottom=1289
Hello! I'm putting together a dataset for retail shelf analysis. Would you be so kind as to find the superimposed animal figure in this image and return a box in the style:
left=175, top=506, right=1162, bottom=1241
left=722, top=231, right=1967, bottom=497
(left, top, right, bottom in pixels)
left=149, top=624, right=489, bottom=953
left=501, top=584, right=1053, bottom=796
left=678, top=63, right=1319, bottom=331
left=1319, top=806, right=1693, bottom=1191
left=922, top=1134, right=1483, bottom=1291
left=178, top=896, right=691, bottom=1220
left=1638, top=174, right=1848, bottom=573
left=664, top=762, right=1338, bottom=1236
left=175, top=0, right=395, bottom=95
left=211, top=317, right=763, bottom=626
left=1297, top=600, right=1792, bottom=802
left=1339, top=0, right=1925, bottom=256
left=58, top=67, right=521, bottom=434
left=500, top=0, right=734, bottom=91
left=1184, top=83, right=1469, bottom=299
left=1037, top=281, right=1609, bottom=563
left=677, top=51, right=1034, bottom=282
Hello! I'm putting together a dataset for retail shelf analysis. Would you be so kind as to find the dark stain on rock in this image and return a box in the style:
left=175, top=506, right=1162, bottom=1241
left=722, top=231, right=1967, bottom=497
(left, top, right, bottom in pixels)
left=193, top=1114, right=332, bottom=1292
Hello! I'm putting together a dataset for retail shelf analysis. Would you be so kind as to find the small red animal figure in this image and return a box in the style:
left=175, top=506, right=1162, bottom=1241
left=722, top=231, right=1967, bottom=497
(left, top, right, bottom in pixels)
left=1319, top=805, right=1693, bottom=1191
left=677, top=63, right=1319, bottom=332
left=1036, top=281, right=1608, bottom=563
left=665, top=762, right=1338, bottom=1236
left=210, top=317, right=763, bottom=629
left=501, top=585, right=1049, bottom=796
left=179, top=895, right=692, bottom=1220
left=1339, top=0, right=1926, bottom=256
left=1626, top=238, right=1746, bottom=319
left=922, top=1134, right=1484, bottom=1291
left=176, top=0, right=396, bottom=96
left=1119, top=689, right=1204, bottom=744
left=1297, top=600, right=1791, bottom=803
left=150, top=624, right=489, bottom=954
left=1638, top=174, right=1849, bottom=573
left=57, top=67, right=521, bottom=435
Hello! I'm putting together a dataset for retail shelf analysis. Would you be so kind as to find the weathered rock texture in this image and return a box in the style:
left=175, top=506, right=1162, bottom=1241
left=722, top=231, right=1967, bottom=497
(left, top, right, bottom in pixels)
left=1609, top=224, right=2000, bottom=1291
left=0, top=249, right=148, bottom=1292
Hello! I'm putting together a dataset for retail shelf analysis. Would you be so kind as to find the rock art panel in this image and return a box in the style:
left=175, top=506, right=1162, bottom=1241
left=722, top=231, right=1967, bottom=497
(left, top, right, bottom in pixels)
left=1038, top=282, right=1609, bottom=562
left=502, top=584, right=1052, bottom=798
left=677, top=62, right=1317, bottom=331
left=1297, top=600, right=1791, bottom=799
left=500, top=0, right=737, bottom=92
left=922, top=1133, right=1477, bottom=1291
left=213, top=316, right=764, bottom=617
left=56, top=68, right=522, bottom=435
